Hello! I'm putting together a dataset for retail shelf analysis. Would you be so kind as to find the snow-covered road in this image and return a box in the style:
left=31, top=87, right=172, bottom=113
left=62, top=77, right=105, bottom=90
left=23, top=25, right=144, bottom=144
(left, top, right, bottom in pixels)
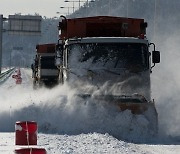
left=0, top=132, right=180, bottom=154
left=0, top=68, right=180, bottom=154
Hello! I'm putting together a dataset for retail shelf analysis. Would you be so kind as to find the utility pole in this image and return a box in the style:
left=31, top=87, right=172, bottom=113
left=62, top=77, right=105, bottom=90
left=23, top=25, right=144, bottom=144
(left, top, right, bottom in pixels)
left=0, top=15, right=3, bottom=74
left=109, top=0, right=111, bottom=15
left=154, top=0, right=157, bottom=41
left=126, top=0, right=129, bottom=17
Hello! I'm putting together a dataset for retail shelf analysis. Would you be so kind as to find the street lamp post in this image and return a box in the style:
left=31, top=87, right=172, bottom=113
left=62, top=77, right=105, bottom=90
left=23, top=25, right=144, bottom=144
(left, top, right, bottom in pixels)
left=64, top=0, right=88, bottom=9
left=60, top=6, right=77, bottom=14
left=64, top=0, right=75, bottom=12
left=84, top=0, right=95, bottom=10
left=109, top=0, right=111, bottom=15
left=57, top=12, right=69, bottom=16
left=153, top=0, right=159, bottom=41
left=126, top=0, right=129, bottom=17
left=87, top=0, right=95, bottom=4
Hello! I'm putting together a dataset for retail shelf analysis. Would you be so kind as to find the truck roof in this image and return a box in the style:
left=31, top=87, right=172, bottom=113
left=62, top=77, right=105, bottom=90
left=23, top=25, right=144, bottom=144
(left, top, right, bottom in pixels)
left=36, top=43, right=56, bottom=53
left=65, top=37, right=149, bottom=45
left=59, top=16, right=147, bottom=39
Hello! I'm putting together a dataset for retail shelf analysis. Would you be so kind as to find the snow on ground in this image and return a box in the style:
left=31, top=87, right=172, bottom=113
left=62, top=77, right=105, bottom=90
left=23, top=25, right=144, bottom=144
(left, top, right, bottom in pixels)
left=0, top=132, right=180, bottom=154
left=0, top=68, right=180, bottom=153
left=0, top=132, right=138, bottom=153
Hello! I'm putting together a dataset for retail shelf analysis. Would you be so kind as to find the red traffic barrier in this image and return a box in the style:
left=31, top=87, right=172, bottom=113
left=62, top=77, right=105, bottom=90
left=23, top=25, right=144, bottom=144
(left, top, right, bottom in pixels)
left=12, top=75, right=18, bottom=79
left=15, top=121, right=38, bottom=145
left=15, top=148, right=46, bottom=154
left=16, top=77, right=22, bottom=84
left=12, top=74, right=21, bottom=79
left=13, top=68, right=22, bottom=84
left=17, top=69, right=21, bottom=76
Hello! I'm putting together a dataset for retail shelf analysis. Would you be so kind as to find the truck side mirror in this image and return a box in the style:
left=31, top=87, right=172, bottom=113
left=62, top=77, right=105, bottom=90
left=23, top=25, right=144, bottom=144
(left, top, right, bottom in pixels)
left=152, top=51, right=160, bottom=63
left=31, top=64, right=34, bottom=70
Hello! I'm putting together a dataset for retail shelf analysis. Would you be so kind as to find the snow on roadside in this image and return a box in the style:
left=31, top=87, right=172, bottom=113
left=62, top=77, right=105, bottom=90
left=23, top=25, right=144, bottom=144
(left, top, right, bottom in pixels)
left=1, top=132, right=180, bottom=154
left=0, top=133, right=136, bottom=154
left=0, top=132, right=142, bottom=154
left=40, top=133, right=137, bottom=154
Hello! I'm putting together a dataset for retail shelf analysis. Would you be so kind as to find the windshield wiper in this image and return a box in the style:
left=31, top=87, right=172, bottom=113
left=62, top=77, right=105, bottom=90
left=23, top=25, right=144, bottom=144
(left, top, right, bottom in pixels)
left=103, top=69, right=121, bottom=75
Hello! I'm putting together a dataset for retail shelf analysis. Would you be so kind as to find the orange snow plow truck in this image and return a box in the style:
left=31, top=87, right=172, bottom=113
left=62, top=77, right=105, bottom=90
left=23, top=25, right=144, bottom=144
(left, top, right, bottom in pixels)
left=56, top=16, right=160, bottom=134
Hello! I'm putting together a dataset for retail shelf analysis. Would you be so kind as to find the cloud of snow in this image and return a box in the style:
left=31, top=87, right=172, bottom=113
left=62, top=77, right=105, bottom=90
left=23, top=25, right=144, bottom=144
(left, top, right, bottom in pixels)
left=0, top=69, right=156, bottom=143
left=151, top=31, right=180, bottom=139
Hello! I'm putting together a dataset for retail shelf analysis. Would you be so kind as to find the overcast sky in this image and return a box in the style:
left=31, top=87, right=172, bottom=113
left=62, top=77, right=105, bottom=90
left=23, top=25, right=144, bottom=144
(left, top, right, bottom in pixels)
left=1, top=0, right=84, bottom=18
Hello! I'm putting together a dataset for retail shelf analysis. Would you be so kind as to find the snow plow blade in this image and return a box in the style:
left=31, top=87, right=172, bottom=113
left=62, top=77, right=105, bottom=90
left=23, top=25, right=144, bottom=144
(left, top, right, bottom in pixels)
left=77, top=93, right=158, bottom=136
left=100, top=95, right=156, bottom=115
left=78, top=94, right=157, bottom=115
left=116, top=102, right=155, bottom=115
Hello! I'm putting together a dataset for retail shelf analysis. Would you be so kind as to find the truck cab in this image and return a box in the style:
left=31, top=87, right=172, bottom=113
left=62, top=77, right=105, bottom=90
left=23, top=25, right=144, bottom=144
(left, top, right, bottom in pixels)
left=63, top=37, right=156, bottom=100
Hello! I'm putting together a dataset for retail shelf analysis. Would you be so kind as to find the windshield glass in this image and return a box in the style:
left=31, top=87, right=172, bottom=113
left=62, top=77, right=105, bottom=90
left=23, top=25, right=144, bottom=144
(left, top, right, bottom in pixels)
left=41, top=56, right=57, bottom=69
left=68, top=43, right=149, bottom=72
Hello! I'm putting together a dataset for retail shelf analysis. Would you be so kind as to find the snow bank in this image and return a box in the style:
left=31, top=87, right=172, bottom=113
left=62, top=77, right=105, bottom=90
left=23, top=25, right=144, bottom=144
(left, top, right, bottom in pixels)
left=0, top=132, right=147, bottom=154
left=39, top=133, right=137, bottom=154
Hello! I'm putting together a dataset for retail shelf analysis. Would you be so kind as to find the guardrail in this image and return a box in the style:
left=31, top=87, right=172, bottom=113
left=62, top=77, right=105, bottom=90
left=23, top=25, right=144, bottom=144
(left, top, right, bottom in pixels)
left=0, top=68, right=15, bottom=84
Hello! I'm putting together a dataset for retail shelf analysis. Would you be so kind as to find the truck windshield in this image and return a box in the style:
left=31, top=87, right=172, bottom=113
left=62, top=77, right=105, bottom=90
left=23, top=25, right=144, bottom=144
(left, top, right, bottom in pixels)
left=69, top=43, right=149, bottom=72
left=40, top=56, right=57, bottom=69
